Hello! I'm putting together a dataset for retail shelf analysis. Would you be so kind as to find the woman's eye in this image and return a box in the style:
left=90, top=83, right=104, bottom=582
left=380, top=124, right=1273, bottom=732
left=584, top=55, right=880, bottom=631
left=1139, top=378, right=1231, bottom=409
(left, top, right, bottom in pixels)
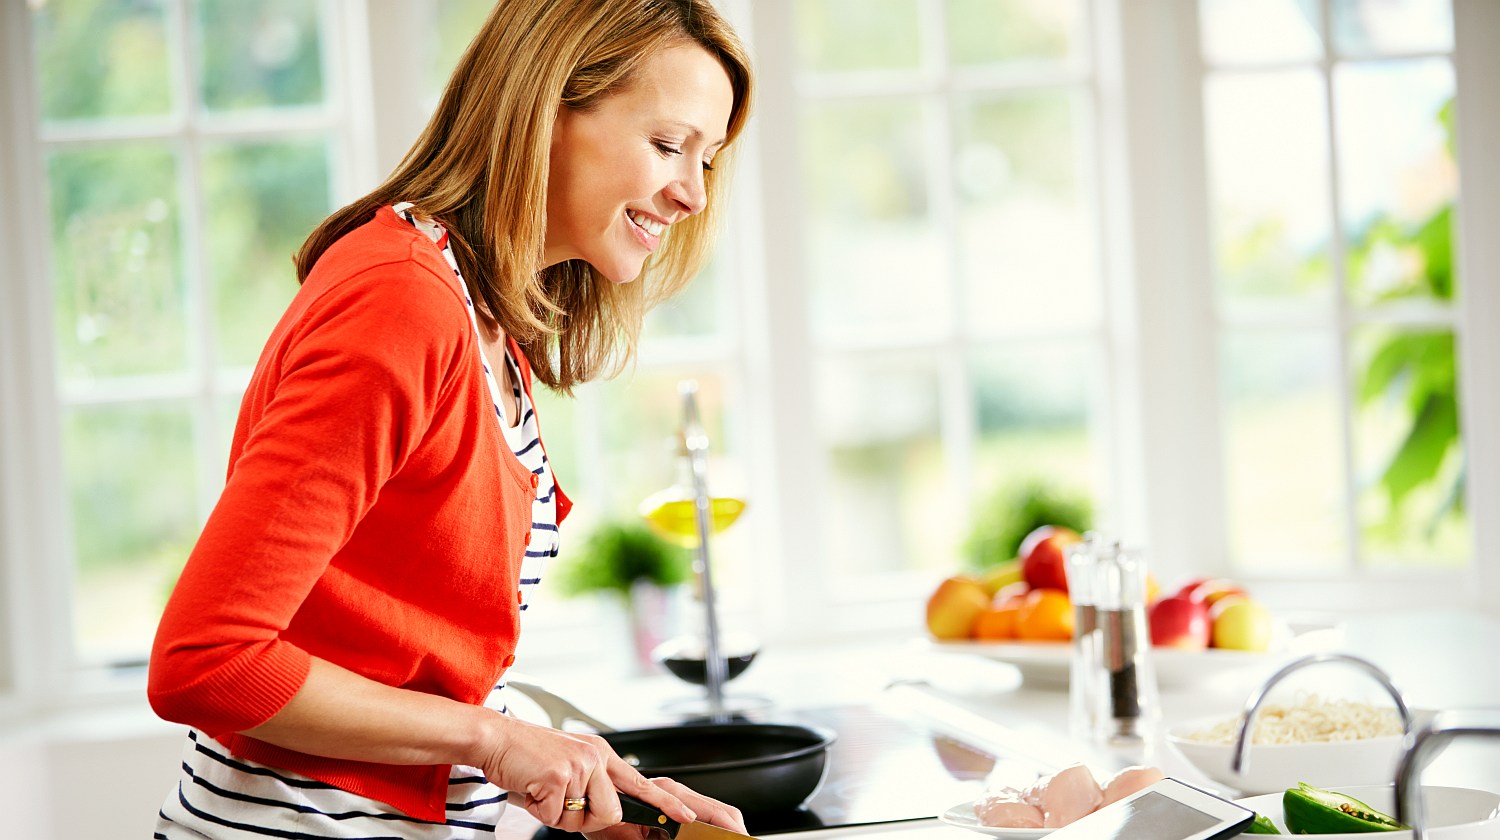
left=702, top=160, right=715, bottom=172
left=653, top=141, right=683, bottom=157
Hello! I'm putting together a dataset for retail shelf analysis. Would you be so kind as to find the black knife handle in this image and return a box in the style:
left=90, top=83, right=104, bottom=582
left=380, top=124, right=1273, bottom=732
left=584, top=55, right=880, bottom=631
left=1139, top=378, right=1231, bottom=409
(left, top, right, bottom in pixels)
left=619, top=793, right=682, bottom=838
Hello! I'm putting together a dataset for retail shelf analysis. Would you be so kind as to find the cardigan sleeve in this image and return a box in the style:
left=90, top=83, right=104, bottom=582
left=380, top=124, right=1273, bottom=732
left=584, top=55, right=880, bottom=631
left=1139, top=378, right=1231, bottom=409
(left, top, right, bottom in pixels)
left=147, top=255, right=468, bottom=736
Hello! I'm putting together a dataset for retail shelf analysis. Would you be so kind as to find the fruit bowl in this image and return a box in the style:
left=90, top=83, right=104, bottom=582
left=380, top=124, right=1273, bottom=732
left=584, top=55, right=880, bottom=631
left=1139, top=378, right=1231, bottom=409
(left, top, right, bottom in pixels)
left=1234, top=784, right=1500, bottom=838
left=932, top=619, right=1341, bottom=689
left=1166, top=712, right=1410, bottom=795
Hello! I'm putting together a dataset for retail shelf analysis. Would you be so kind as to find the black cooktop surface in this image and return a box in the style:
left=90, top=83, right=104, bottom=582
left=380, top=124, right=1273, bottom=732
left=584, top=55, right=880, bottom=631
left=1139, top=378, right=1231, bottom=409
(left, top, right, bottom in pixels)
left=532, top=702, right=1008, bottom=838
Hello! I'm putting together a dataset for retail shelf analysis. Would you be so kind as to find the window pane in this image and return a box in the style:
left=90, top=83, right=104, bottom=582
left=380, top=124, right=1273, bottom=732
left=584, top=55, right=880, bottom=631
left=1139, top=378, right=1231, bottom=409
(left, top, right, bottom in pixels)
left=795, top=0, right=922, bottom=74
left=531, top=385, right=580, bottom=513
left=203, top=138, right=331, bottom=366
left=427, top=0, right=494, bottom=95
left=1335, top=59, right=1456, bottom=307
left=815, top=355, right=946, bottom=575
left=1333, top=0, right=1453, bottom=56
left=1221, top=330, right=1347, bottom=572
left=32, top=0, right=172, bottom=121
left=643, top=254, right=721, bottom=340
left=946, top=0, right=1082, bottom=69
left=954, top=90, right=1097, bottom=334
left=1351, top=327, right=1467, bottom=566
left=1204, top=70, right=1332, bottom=304
left=970, top=343, right=1103, bottom=518
left=48, top=143, right=186, bottom=381
left=196, top=0, right=326, bottom=111
left=802, top=98, right=945, bottom=336
left=64, top=402, right=199, bottom=666
left=1199, top=0, right=1323, bottom=66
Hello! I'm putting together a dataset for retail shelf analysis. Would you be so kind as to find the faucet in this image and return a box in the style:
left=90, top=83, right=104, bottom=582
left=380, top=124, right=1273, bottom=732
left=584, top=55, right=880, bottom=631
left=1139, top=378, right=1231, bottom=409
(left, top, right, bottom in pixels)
left=1395, top=710, right=1500, bottom=839
left=1231, top=653, right=1414, bottom=777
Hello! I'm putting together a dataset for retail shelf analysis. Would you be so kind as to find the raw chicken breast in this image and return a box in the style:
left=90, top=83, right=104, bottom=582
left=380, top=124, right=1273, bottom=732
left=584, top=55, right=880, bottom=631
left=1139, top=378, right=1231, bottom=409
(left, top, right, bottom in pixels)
left=1024, top=764, right=1104, bottom=828
left=974, top=789, right=1045, bottom=829
left=1101, top=765, right=1165, bottom=805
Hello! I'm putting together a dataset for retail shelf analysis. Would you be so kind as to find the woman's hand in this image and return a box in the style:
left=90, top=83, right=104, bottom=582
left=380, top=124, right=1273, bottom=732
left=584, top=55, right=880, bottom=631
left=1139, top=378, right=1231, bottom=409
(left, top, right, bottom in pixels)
left=480, top=715, right=703, bottom=834
left=585, top=777, right=747, bottom=840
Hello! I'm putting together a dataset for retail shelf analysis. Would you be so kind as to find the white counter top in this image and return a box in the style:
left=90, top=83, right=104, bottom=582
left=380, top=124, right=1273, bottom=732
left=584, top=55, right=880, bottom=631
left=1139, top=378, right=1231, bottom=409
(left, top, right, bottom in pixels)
left=497, top=609, right=1500, bottom=839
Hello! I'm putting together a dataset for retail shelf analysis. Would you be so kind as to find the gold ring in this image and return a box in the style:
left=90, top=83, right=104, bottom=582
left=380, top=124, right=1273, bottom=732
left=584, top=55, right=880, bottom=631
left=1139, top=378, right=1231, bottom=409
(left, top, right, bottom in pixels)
left=563, top=797, right=587, bottom=812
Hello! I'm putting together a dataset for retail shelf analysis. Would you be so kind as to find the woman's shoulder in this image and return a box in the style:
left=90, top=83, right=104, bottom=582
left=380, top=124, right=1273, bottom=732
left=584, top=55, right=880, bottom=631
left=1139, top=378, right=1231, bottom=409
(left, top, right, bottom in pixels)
left=307, top=206, right=466, bottom=308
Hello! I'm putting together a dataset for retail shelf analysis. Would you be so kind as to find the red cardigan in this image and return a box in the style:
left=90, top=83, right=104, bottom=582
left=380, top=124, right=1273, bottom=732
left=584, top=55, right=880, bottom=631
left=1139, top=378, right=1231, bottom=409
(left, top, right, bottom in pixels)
left=148, top=207, right=571, bottom=822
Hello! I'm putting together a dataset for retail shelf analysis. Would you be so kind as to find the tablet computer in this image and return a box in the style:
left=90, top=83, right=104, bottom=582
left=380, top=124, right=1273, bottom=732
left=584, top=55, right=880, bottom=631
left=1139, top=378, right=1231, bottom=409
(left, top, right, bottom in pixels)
left=1040, top=777, right=1255, bottom=840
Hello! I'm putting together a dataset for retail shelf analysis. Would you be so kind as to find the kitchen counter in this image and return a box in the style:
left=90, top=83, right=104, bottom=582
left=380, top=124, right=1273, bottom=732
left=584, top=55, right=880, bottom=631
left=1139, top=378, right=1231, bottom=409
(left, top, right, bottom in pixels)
left=497, top=608, right=1500, bottom=839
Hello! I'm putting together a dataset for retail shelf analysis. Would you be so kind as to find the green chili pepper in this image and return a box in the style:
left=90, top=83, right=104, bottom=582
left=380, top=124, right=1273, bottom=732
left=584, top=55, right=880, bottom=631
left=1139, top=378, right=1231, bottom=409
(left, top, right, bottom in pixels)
left=1283, top=782, right=1407, bottom=833
left=1243, top=813, right=1281, bottom=834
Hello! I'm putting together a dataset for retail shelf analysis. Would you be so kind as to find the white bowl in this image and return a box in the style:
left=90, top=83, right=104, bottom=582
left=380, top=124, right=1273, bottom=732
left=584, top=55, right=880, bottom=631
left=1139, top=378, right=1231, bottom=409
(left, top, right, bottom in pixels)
left=1235, top=784, right=1500, bottom=839
left=1166, top=713, right=1405, bottom=795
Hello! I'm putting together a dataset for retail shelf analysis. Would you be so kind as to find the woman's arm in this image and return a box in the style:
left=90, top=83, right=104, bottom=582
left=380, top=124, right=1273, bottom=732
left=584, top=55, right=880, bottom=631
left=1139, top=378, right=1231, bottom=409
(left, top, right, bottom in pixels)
left=242, top=656, right=712, bottom=833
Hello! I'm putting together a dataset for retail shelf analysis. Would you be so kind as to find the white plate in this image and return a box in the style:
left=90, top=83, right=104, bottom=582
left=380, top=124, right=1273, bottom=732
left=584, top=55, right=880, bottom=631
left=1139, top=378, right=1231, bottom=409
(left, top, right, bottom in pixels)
left=933, top=620, right=1342, bottom=689
left=1234, top=784, right=1500, bottom=838
left=939, top=799, right=1051, bottom=838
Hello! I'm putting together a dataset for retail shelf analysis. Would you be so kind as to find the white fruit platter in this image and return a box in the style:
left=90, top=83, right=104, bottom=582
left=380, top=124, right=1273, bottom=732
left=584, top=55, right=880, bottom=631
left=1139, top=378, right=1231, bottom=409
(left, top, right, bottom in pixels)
left=932, top=619, right=1342, bottom=689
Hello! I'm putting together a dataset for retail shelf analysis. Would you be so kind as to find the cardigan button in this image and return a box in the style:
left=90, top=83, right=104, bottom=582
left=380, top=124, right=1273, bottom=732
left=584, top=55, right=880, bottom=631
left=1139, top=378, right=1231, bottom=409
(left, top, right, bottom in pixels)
left=517, top=590, right=524, bottom=604
left=529, top=474, right=539, bottom=489
left=502, top=654, right=516, bottom=668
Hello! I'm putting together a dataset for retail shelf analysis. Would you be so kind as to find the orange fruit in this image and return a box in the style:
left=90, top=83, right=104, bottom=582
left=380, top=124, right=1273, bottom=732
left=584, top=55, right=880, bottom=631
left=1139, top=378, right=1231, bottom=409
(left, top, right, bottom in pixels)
left=1015, top=588, right=1074, bottom=641
left=973, top=601, right=1023, bottom=640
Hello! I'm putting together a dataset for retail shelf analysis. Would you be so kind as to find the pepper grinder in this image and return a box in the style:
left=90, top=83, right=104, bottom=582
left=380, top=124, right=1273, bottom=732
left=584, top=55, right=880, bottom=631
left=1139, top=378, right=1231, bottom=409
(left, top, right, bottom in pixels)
left=1092, top=543, right=1160, bottom=759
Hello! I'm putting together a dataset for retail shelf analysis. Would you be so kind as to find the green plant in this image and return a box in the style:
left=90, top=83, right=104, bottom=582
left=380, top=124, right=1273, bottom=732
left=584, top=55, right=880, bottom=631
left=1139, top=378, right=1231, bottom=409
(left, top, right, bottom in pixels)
left=963, top=479, right=1093, bottom=570
left=556, top=520, right=692, bottom=598
left=1347, top=97, right=1464, bottom=535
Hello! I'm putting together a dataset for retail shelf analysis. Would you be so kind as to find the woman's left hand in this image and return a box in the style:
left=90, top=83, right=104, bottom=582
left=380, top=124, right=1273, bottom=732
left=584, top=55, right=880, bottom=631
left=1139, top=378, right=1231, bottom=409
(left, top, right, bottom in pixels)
left=585, top=777, right=747, bottom=840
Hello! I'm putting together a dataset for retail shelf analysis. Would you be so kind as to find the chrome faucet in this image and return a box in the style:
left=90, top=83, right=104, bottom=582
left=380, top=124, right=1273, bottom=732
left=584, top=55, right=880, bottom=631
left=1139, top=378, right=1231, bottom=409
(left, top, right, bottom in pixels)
left=1395, top=710, right=1500, bottom=839
left=1231, top=653, right=1414, bottom=776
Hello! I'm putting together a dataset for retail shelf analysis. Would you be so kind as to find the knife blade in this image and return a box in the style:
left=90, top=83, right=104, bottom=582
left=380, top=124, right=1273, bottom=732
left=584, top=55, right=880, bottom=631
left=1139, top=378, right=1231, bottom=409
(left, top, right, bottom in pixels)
left=619, top=793, right=761, bottom=840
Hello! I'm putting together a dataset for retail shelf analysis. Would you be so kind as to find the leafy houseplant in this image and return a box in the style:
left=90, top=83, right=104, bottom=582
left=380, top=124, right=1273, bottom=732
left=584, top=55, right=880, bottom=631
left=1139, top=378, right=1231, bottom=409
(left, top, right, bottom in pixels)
left=556, top=520, right=693, bottom=671
left=964, top=479, right=1093, bottom=571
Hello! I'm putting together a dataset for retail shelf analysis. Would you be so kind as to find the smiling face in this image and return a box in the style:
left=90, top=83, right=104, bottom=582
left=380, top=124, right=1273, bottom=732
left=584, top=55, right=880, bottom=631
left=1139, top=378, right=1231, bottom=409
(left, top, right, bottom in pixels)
left=544, top=42, right=735, bottom=283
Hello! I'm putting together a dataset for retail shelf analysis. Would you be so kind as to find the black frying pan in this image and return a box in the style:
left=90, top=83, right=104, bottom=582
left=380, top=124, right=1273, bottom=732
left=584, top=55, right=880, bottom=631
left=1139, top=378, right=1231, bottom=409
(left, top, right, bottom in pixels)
left=507, top=680, right=836, bottom=814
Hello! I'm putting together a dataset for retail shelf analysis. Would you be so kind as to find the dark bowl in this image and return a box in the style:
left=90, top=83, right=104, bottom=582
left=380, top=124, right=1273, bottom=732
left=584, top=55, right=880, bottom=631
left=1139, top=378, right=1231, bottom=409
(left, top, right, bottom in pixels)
left=658, top=649, right=759, bottom=685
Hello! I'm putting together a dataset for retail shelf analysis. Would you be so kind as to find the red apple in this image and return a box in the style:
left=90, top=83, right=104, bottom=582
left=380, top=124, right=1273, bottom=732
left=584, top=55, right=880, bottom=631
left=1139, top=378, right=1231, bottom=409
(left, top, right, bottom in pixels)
left=1148, top=594, right=1212, bottom=650
left=1018, top=525, right=1081, bottom=593
left=1177, top=577, right=1247, bottom=607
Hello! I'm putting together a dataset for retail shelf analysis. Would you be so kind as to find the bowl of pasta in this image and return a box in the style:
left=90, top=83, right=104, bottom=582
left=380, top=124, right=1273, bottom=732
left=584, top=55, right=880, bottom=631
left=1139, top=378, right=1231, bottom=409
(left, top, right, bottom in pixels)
left=1166, top=696, right=1418, bottom=795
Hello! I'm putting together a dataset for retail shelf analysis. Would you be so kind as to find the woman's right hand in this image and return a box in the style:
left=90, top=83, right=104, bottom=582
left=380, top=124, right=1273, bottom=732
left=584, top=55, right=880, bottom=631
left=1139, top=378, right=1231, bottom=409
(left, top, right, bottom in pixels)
left=479, top=714, right=699, bottom=834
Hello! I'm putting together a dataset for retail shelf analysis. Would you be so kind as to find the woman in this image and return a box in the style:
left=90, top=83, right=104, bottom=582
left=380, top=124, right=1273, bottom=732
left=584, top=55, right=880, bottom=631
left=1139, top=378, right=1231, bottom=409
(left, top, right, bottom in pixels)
left=147, top=2, right=753, bottom=837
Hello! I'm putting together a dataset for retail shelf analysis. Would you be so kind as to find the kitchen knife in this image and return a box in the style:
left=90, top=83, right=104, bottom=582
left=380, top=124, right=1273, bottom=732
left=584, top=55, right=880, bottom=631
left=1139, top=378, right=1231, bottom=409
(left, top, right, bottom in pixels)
left=619, top=793, right=761, bottom=840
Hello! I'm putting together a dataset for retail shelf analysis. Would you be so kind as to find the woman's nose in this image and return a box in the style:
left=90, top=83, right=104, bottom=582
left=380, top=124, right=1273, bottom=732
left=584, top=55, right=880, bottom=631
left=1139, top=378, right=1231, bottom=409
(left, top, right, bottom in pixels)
left=667, top=167, right=708, bottom=217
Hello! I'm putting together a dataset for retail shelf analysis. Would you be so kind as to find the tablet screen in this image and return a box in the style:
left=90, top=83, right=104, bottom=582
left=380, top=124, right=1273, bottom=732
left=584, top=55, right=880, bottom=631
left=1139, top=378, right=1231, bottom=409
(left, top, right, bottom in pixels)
left=1066, top=790, right=1221, bottom=839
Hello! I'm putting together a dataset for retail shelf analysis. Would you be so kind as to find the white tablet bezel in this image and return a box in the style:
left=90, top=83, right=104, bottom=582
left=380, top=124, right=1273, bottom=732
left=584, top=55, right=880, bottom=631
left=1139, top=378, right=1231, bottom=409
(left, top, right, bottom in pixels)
left=1039, top=777, right=1256, bottom=840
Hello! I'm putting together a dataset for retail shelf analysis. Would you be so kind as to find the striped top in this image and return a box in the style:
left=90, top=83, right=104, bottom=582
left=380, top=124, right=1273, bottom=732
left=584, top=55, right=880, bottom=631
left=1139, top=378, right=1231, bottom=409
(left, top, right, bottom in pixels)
left=153, top=205, right=560, bottom=839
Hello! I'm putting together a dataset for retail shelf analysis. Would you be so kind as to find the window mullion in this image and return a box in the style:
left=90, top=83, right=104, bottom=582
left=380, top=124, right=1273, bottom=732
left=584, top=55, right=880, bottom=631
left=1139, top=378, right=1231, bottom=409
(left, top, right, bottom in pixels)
left=168, top=0, right=223, bottom=533
left=0, top=0, right=74, bottom=710
left=1319, top=0, right=1362, bottom=575
left=1451, top=0, right=1500, bottom=607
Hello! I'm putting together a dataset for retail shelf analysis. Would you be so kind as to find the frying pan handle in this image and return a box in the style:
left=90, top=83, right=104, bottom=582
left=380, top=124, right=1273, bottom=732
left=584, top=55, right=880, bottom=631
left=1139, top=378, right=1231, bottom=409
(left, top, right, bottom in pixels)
left=505, top=678, right=617, bottom=733
left=619, top=793, right=683, bottom=838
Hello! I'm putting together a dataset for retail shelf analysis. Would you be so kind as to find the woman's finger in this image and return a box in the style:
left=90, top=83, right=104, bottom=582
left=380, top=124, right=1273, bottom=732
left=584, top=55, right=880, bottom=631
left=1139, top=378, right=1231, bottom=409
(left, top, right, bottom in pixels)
left=604, top=752, right=696, bottom=825
left=648, top=777, right=746, bottom=834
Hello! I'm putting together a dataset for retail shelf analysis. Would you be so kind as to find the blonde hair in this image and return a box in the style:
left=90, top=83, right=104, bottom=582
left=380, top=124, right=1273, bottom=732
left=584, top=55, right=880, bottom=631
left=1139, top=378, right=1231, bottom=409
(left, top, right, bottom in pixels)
left=295, top=0, right=753, bottom=392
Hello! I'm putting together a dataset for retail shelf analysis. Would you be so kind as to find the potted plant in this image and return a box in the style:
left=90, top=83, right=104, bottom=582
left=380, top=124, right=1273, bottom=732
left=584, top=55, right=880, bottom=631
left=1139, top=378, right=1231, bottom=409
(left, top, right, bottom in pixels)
left=555, top=520, right=693, bottom=673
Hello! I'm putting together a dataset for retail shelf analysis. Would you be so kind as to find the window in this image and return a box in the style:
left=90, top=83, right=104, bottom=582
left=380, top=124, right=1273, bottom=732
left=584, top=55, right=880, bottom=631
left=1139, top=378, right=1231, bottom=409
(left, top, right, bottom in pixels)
left=787, top=0, right=1111, bottom=587
left=1199, top=0, right=1468, bottom=571
left=24, top=0, right=350, bottom=669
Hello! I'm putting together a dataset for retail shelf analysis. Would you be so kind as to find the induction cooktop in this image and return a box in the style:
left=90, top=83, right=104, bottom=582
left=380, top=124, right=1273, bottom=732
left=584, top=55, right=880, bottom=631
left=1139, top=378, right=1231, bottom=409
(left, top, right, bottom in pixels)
left=532, top=702, right=1023, bottom=839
